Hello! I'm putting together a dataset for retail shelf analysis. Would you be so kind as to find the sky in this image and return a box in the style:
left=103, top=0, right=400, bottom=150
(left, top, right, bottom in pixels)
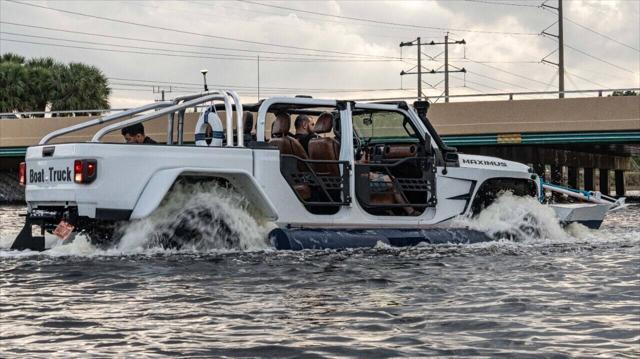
left=0, top=0, right=639, bottom=108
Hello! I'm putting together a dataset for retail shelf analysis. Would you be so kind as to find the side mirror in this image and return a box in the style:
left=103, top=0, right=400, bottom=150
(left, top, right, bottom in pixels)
left=444, top=152, right=458, bottom=162
left=363, top=114, right=373, bottom=126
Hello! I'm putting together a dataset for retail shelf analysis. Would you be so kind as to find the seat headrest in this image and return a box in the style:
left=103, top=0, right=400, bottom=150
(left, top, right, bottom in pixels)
left=314, top=112, right=333, bottom=134
left=243, top=112, right=254, bottom=134
left=271, top=116, right=290, bottom=137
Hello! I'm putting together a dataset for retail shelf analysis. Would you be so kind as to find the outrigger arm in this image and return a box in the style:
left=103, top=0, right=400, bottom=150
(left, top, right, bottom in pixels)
left=542, top=180, right=625, bottom=210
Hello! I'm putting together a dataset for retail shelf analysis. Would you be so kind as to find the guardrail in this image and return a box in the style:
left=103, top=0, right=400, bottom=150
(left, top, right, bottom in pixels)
left=1, top=87, right=638, bottom=118
left=0, top=105, right=216, bottom=120
left=354, top=88, right=640, bottom=102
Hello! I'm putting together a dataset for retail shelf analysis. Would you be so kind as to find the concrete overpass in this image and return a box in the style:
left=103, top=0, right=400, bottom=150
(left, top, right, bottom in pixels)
left=1, top=95, right=639, bottom=195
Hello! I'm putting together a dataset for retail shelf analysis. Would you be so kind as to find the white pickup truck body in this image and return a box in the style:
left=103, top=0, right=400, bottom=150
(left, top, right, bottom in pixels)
left=13, top=91, right=541, bottom=250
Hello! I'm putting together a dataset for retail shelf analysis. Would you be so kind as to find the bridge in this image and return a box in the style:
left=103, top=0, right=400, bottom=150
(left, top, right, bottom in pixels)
left=1, top=93, right=639, bottom=197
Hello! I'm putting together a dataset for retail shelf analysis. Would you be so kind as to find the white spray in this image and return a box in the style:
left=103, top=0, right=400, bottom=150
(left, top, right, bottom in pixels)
left=115, top=182, right=272, bottom=253
left=454, top=192, right=572, bottom=242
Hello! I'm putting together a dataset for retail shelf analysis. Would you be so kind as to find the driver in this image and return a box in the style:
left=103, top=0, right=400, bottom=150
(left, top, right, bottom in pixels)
left=121, top=123, right=156, bottom=144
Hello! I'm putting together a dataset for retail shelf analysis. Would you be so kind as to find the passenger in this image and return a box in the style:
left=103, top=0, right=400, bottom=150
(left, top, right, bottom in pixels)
left=293, top=114, right=316, bottom=153
left=243, top=112, right=255, bottom=143
left=121, top=123, right=156, bottom=144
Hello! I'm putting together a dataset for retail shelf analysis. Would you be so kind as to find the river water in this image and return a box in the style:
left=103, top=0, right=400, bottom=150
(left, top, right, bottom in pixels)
left=0, top=195, right=638, bottom=357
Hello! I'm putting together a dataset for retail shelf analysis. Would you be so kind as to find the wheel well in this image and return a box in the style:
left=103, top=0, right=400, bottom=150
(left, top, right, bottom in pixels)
left=470, top=178, right=537, bottom=216
left=163, top=174, right=277, bottom=220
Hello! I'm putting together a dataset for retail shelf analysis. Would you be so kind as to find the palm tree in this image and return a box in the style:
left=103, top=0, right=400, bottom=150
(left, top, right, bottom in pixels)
left=0, top=60, right=28, bottom=112
left=0, top=53, right=111, bottom=115
left=25, top=57, right=60, bottom=112
left=1, top=53, right=25, bottom=64
left=53, top=63, right=110, bottom=114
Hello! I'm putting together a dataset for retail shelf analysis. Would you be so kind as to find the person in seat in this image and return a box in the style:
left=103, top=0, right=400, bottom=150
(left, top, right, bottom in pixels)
left=243, top=112, right=255, bottom=143
left=121, top=123, right=156, bottom=144
left=293, top=114, right=316, bottom=153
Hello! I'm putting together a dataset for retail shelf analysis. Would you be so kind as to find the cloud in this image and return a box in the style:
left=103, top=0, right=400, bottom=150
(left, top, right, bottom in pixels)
left=0, top=0, right=638, bottom=107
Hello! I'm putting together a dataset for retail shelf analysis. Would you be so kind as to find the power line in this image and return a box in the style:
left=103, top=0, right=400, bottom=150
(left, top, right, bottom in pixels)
left=460, top=58, right=551, bottom=87
left=0, top=37, right=397, bottom=63
left=553, top=39, right=635, bottom=74
left=563, top=16, right=639, bottom=52
left=451, top=74, right=504, bottom=92
left=464, top=70, right=538, bottom=91
left=108, top=78, right=413, bottom=94
left=564, top=70, right=610, bottom=89
left=462, top=0, right=540, bottom=8
left=459, top=84, right=487, bottom=95
left=4, top=0, right=398, bottom=60
left=456, top=59, right=541, bottom=64
left=0, top=32, right=395, bottom=62
left=184, top=0, right=446, bottom=37
left=0, top=21, right=387, bottom=60
left=239, top=0, right=540, bottom=36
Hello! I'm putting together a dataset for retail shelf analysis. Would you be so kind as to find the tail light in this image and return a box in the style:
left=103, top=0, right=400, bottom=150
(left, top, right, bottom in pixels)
left=18, top=162, right=26, bottom=186
left=73, top=159, right=98, bottom=184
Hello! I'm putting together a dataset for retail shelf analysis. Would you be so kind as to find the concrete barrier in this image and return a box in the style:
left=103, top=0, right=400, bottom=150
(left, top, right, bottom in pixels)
left=1, top=96, right=638, bottom=147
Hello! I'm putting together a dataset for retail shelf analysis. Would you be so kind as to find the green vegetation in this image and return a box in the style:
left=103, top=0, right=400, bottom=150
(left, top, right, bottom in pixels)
left=0, top=53, right=110, bottom=114
left=610, top=90, right=638, bottom=96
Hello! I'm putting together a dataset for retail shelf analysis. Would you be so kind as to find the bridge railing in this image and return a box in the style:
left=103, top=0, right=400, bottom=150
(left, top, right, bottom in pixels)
left=354, top=88, right=640, bottom=102
left=1, top=88, right=639, bottom=118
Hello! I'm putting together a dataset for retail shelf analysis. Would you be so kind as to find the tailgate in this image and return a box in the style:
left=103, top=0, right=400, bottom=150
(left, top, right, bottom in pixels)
left=25, top=144, right=91, bottom=203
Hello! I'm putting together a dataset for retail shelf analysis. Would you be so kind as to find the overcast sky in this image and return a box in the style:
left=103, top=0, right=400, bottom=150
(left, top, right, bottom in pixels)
left=1, top=0, right=638, bottom=108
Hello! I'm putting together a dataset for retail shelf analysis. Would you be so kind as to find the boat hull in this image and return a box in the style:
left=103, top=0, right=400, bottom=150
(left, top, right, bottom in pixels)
left=550, top=203, right=611, bottom=229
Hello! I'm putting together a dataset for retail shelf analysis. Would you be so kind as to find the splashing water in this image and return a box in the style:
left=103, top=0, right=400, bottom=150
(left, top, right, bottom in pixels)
left=115, top=182, right=273, bottom=253
left=15, top=182, right=273, bottom=256
left=454, top=192, right=575, bottom=242
left=2, top=188, right=636, bottom=258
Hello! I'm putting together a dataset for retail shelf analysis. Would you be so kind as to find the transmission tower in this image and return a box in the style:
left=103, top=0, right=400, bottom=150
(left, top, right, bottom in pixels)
left=400, top=35, right=466, bottom=102
left=153, top=86, right=173, bottom=101
left=541, top=0, right=565, bottom=98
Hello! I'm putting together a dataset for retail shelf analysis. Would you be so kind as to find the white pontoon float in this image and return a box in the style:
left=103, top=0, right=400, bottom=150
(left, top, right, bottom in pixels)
left=544, top=181, right=625, bottom=229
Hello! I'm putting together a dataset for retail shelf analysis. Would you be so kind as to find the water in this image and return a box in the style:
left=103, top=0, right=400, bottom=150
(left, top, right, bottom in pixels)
left=1, top=193, right=638, bottom=357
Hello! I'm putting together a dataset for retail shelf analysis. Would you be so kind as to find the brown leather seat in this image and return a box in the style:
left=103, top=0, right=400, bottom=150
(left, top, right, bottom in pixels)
left=270, top=115, right=311, bottom=200
left=308, top=112, right=340, bottom=176
left=270, top=116, right=308, bottom=160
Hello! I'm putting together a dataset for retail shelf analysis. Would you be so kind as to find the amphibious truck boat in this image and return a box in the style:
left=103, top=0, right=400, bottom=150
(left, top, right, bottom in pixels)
left=10, top=91, right=621, bottom=251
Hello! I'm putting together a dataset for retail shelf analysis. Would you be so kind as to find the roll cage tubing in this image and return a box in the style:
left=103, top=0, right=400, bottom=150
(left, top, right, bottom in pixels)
left=92, top=92, right=233, bottom=143
left=38, top=90, right=244, bottom=146
left=255, top=99, right=439, bottom=150
left=166, top=90, right=244, bottom=147
left=39, top=101, right=172, bottom=145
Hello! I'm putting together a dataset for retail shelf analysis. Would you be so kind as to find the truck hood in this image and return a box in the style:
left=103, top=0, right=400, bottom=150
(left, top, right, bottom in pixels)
left=457, top=153, right=530, bottom=173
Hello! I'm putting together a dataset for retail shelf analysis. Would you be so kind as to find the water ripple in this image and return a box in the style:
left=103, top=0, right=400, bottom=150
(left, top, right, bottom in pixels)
left=1, top=205, right=639, bottom=357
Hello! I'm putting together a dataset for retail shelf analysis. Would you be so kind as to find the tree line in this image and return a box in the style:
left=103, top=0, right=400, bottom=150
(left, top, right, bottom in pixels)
left=0, top=53, right=110, bottom=115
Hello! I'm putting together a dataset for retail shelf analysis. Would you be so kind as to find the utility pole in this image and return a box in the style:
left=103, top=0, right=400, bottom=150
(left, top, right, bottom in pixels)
left=400, top=37, right=422, bottom=98
left=400, top=35, right=465, bottom=101
left=257, top=55, right=261, bottom=101
left=444, top=34, right=450, bottom=102
left=541, top=0, right=565, bottom=98
left=153, top=86, right=172, bottom=101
